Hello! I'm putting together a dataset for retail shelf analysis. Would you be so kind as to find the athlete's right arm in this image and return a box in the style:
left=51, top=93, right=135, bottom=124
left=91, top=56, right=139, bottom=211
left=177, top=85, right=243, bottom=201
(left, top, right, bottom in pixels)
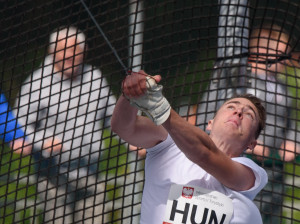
left=111, top=95, right=168, bottom=149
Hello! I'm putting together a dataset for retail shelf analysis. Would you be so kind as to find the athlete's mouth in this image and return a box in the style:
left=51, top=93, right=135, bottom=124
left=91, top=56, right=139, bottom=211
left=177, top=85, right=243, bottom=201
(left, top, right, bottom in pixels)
left=226, top=119, right=239, bottom=127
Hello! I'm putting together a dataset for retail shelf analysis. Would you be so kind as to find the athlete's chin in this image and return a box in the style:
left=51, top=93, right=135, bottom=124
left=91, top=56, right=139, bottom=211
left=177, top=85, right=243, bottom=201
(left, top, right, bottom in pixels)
left=228, top=128, right=243, bottom=138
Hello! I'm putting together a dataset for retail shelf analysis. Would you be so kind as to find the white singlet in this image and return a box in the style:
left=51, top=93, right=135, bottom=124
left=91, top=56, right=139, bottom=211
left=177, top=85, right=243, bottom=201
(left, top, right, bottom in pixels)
left=140, top=135, right=268, bottom=224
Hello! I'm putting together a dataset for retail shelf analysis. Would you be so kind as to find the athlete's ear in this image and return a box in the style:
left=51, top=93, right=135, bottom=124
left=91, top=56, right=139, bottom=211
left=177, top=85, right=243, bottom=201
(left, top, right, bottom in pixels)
left=247, top=139, right=257, bottom=150
left=206, top=119, right=214, bottom=131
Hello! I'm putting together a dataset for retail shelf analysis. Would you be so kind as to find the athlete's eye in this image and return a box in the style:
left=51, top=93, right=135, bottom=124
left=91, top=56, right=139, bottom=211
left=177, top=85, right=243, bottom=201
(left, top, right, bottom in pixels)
left=244, top=112, right=254, bottom=120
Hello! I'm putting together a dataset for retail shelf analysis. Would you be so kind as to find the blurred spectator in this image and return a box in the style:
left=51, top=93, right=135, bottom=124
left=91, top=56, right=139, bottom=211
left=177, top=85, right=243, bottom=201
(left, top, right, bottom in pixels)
left=245, top=24, right=299, bottom=160
left=246, top=24, right=299, bottom=223
left=14, top=26, right=116, bottom=223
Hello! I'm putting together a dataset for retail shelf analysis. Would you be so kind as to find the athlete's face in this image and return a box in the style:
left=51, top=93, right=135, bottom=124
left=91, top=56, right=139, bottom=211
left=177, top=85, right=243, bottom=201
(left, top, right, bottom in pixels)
left=207, top=98, right=259, bottom=151
left=53, top=36, right=84, bottom=78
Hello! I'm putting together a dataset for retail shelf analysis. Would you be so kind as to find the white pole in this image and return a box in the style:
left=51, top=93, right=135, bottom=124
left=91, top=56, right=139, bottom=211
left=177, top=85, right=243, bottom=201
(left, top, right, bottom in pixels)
left=128, top=0, right=144, bottom=72
left=218, top=0, right=249, bottom=65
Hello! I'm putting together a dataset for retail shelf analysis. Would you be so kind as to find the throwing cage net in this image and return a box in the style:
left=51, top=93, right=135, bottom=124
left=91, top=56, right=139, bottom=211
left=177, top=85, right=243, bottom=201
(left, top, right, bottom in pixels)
left=0, top=0, right=299, bottom=223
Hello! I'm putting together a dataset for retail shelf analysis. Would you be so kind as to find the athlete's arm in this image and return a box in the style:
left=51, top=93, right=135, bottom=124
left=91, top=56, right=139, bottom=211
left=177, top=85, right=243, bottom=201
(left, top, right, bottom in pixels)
left=111, top=95, right=168, bottom=149
left=162, top=109, right=256, bottom=191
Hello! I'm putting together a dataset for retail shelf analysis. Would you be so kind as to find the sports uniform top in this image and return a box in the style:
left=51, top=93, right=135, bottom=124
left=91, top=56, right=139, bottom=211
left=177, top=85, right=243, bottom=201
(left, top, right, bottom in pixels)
left=140, top=134, right=268, bottom=224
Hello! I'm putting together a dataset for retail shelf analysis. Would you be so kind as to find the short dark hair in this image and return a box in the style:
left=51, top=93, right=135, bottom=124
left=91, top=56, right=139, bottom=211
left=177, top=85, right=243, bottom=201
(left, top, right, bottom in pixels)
left=228, top=94, right=266, bottom=139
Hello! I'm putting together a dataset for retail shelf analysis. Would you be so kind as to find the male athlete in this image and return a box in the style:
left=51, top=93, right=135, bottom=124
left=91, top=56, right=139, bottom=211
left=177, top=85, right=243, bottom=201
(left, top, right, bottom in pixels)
left=111, top=70, right=268, bottom=223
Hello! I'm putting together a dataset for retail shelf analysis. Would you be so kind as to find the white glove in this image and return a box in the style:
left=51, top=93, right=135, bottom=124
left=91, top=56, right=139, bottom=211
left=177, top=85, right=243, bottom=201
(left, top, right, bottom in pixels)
left=129, top=76, right=171, bottom=125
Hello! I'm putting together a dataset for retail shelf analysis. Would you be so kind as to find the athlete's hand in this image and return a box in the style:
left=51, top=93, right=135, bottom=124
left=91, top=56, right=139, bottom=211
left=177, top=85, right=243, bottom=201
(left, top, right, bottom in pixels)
left=122, top=70, right=161, bottom=98
left=122, top=70, right=171, bottom=125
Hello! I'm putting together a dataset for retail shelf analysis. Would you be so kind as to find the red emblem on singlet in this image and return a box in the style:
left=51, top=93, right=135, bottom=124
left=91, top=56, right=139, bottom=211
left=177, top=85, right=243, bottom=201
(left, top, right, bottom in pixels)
left=182, top=186, right=194, bottom=199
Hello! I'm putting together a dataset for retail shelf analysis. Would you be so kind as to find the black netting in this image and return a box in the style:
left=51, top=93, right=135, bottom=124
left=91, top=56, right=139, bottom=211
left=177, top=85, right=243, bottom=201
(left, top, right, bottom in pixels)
left=0, top=0, right=299, bottom=223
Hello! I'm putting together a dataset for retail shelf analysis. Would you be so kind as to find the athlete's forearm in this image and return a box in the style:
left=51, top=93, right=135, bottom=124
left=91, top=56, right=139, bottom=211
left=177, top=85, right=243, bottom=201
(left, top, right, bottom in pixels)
left=111, top=95, right=168, bottom=148
left=111, top=95, right=138, bottom=135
